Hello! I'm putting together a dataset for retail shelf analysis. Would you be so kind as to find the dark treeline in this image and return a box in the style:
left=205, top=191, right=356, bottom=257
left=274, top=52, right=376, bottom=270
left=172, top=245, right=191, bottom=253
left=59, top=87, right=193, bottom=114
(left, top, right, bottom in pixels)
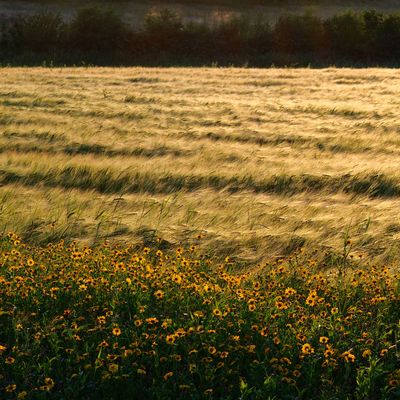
left=1, top=7, right=400, bottom=66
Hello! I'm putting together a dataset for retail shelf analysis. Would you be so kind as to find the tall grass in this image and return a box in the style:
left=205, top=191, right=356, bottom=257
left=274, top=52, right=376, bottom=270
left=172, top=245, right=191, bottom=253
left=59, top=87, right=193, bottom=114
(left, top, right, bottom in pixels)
left=1, top=67, right=400, bottom=264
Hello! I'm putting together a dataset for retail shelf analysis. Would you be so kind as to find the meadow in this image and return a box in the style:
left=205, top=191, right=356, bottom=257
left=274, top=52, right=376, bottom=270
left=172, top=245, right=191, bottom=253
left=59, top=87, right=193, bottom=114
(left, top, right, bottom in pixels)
left=0, top=67, right=400, bottom=398
left=0, top=233, right=399, bottom=399
left=1, top=67, right=400, bottom=264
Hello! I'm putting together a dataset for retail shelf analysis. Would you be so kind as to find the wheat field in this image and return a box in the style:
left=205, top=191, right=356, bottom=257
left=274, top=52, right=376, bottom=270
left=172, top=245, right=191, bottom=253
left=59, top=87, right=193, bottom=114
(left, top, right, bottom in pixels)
left=1, top=67, right=400, bottom=264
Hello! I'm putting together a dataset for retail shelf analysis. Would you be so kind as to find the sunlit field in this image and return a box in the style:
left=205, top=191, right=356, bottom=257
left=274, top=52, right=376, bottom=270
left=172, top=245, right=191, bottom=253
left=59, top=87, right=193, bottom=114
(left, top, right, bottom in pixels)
left=1, top=67, right=400, bottom=398
left=1, top=67, right=400, bottom=264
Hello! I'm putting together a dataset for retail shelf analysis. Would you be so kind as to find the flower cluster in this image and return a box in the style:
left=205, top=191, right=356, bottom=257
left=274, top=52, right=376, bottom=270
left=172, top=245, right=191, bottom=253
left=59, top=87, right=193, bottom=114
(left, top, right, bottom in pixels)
left=0, top=233, right=399, bottom=399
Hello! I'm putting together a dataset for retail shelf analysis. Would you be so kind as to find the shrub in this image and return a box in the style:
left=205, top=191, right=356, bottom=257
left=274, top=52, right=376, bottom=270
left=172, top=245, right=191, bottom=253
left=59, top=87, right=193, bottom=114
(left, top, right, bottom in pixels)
left=2, top=12, right=65, bottom=53
left=180, top=22, right=214, bottom=59
left=68, top=7, right=129, bottom=53
left=142, top=9, right=184, bottom=56
left=273, top=13, right=324, bottom=55
left=211, top=15, right=253, bottom=57
left=324, top=12, right=367, bottom=59
left=247, top=18, right=273, bottom=56
left=375, top=13, right=400, bottom=60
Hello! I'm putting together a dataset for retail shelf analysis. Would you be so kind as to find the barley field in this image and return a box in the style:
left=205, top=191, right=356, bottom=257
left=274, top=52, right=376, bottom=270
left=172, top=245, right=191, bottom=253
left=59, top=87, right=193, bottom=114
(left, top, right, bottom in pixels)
left=1, top=68, right=400, bottom=399
left=1, top=67, right=400, bottom=265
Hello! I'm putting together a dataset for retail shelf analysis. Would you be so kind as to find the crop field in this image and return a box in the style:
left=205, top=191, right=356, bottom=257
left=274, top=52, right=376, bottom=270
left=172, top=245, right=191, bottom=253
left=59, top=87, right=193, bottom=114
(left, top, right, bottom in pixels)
left=0, top=68, right=400, bottom=398
left=1, top=67, right=400, bottom=264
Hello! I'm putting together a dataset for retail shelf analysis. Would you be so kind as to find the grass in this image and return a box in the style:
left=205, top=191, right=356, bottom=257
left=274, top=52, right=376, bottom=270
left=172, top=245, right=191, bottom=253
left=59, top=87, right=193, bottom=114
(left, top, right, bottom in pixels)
left=1, top=67, right=400, bottom=264
left=0, top=66, right=400, bottom=398
left=0, top=233, right=399, bottom=399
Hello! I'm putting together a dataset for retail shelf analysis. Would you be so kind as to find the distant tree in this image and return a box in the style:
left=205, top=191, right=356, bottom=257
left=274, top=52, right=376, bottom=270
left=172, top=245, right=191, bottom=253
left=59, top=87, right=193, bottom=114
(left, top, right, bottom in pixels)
left=360, top=10, right=383, bottom=60
left=248, top=18, right=272, bottom=56
left=375, top=14, right=400, bottom=60
left=142, top=9, right=184, bottom=55
left=3, top=12, right=65, bottom=53
left=212, top=15, right=253, bottom=57
left=324, top=12, right=367, bottom=59
left=274, top=13, right=324, bottom=55
left=68, top=7, right=129, bottom=53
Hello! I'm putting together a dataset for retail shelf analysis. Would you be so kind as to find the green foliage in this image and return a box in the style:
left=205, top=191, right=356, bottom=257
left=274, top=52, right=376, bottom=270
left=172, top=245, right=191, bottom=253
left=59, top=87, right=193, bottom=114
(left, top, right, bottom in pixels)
left=2, top=7, right=400, bottom=65
left=324, top=12, right=368, bottom=58
left=2, top=12, right=65, bottom=53
left=68, top=7, right=130, bottom=53
left=274, top=13, right=324, bottom=54
left=375, top=14, right=400, bottom=59
left=141, top=8, right=186, bottom=57
left=0, top=234, right=399, bottom=398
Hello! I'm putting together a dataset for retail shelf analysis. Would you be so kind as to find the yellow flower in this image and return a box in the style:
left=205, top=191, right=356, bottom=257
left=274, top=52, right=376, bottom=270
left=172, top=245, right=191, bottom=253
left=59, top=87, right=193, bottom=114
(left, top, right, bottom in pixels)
left=301, top=343, right=315, bottom=355
left=124, top=349, right=134, bottom=358
left=342, top=351, right=356, bottom=363
left=285, top=287, right=296, bottom=296
left=194, top=311, right=204, bottom=318
left=6, top=384, right=16, bottom=392
left=331, top=307, right=339, bottom=315
left=112, top=327, right=121, bottom=336
left=108, top=363, right=119, bottom=373
left=305, top=297, right=316, bottom=307
left=248, top=303, right=256, bottom=312
left=275, top=301, right=288, bottom=310
left=172, top=274, right=182, bottom=284
left=44, top=378, right=55, bottom=389
left=166, top=334, right=176, bottom=345
left=324, top=348, right=335, bottom=358
left=208, top=346, right=217, bottom=355
left=293, top=370, right=301, bottom=378
left=5, top=356, right=15, bottom=364
left=163, top=371, right=173, bottom=381
left=319, top=336, right=329, bottom=344
left=247, top=345, right=256, bottom=353
left=154, top=290, right=164, bottom=300
left=161, top=320, right=170, bottom=329
left=362, top=349, right=372, bottom=358
left=213, top=308, right=222, bottom=317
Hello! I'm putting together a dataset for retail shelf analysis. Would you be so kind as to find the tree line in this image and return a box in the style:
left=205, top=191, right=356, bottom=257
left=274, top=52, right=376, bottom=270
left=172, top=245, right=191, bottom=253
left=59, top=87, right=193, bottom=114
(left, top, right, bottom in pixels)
left=1, top=7, right=400, bottom=66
